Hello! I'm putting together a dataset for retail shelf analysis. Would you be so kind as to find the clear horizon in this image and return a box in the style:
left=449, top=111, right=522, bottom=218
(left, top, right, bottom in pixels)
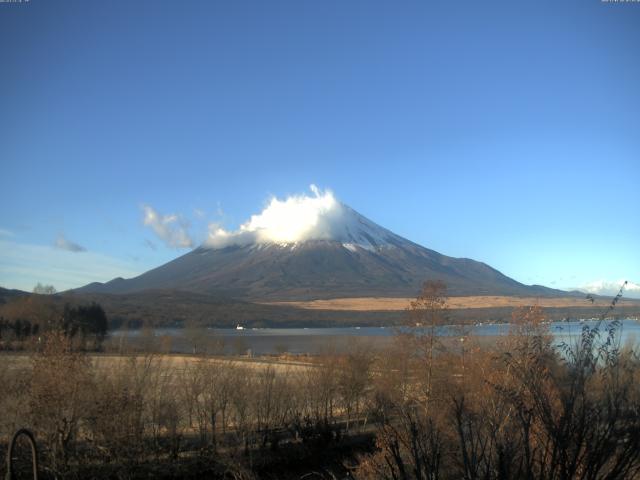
left=1, top=1, right=638, bottom=297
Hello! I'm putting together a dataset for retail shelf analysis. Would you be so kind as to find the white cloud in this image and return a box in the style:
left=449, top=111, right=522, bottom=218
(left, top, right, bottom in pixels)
left=142, top=205, right=193, bottom=249
left=0, top=239, right=142, bottom=292
left=0, top=228, right=14, bottom=238
left=578, top=280, right=640, bottom=299
left=54, top=233, right=87, bottom=252
left=205, top=185, right=345, bottom=248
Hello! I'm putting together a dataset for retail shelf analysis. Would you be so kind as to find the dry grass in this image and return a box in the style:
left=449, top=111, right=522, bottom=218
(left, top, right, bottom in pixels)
left=0, top=352, right=315, bottom=375
left=262, top=295, right=640, bottom=311
left=92, top=353, right=315, bottom=373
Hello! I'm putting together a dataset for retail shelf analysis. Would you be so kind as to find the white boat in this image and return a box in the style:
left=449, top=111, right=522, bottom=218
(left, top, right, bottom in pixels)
left=236, top=324, right=244, bottom=330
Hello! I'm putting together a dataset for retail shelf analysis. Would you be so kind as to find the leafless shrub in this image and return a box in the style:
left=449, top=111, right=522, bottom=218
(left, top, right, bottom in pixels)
left=28, top=331, right=93, bottom=471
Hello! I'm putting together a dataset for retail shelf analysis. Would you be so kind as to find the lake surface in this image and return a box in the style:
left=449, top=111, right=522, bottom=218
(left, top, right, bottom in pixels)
left=107, top=319, right=640, bottom=355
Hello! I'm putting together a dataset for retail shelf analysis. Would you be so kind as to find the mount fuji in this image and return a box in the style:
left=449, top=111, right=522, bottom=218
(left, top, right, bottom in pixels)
left=77, top=188, right=566, bottom=300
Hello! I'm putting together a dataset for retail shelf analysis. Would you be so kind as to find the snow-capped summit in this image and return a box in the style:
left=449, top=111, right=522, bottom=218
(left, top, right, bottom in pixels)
left=205, top=185, right=401, bottom=251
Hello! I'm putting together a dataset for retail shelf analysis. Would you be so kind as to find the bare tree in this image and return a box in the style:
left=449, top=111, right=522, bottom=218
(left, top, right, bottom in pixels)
left=407, top=280, right=448, bottom=412
left=32, top=283, right=57, bottom=295
left=337, top=343, right=373, bottom=431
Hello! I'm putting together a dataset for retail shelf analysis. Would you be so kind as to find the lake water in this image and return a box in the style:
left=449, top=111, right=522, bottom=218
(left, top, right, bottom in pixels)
left=107, top=319, right=640, bottom=355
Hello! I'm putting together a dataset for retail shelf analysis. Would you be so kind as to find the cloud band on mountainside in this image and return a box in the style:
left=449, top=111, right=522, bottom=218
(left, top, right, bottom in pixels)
left=579, top=280, right=640, bottom=299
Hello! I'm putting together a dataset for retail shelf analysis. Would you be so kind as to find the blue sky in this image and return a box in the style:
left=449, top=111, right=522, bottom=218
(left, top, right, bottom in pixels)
left=1, top=0, right=638, bottom=297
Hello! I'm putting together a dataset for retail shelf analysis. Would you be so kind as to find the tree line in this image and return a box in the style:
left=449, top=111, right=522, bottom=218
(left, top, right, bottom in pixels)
left=0, top=300, right=108, bottom=349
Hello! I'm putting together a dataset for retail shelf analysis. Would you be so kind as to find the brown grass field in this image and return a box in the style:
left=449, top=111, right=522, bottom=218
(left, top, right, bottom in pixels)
left=263, top=295, right=640, bottom=311
left=0, top=352, right=316, bottom=375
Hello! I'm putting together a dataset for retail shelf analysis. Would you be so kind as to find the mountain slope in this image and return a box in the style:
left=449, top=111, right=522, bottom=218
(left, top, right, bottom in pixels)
left=77, top=203, right=567, bottom=300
